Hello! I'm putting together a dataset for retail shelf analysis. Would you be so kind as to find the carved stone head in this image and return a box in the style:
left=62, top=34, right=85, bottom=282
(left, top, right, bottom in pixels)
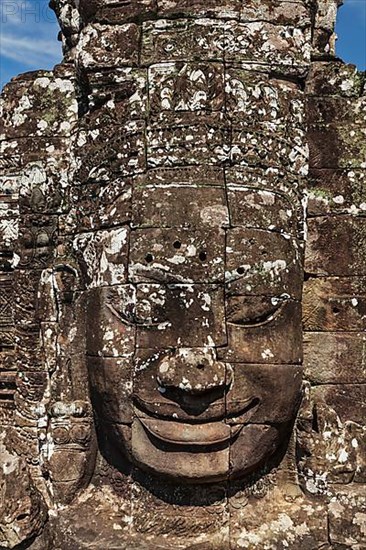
left=59, top=0, right=309, bottom=484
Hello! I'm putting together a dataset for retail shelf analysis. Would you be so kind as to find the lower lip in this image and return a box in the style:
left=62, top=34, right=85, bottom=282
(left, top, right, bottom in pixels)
left=138, top=417, right=243, bottom=447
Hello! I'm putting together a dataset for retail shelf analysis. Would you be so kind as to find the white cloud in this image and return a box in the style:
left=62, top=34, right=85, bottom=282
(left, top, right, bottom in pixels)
left=0, top=0, right=62, bottom=69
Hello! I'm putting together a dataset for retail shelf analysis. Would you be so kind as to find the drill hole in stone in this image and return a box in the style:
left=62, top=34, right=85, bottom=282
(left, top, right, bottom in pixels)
left=145, top=253, right=154, bottom=263
left=237, top=266, right=245, bottom=275
left=173, top=240, right=181, bottom=249
left=199, top=251, right=207, bottom=262
left=196, top=364, right=205, bottom=370
left=332, top=306, right=341, bottom=315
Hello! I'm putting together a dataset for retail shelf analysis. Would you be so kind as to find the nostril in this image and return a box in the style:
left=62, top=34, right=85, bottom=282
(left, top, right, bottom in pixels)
left=196, top=364, right=205, bottom=370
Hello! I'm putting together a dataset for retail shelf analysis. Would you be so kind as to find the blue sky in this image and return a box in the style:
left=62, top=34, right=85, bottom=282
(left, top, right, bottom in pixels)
left=336, top=0, right=366, bottom=69
left=0, top=0, right=365, bottom=91
left=0, top=0, right=62, bottom=89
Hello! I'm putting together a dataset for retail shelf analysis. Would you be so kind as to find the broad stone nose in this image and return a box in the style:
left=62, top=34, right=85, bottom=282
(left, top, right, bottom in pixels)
left=157, top=348, right=232, bottom=394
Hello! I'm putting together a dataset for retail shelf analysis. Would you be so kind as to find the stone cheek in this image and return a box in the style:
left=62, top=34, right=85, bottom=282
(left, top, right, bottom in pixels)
left=0, top=0, right=365, bottom=548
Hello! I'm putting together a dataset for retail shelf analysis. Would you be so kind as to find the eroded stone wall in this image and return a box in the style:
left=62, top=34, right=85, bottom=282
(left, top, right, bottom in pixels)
left=0, top=1, right=365, bottom=548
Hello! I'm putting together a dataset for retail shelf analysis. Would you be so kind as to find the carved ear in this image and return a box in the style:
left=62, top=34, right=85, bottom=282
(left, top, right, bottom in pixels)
left=44, top=400, right=97, bottom=505
left=52, top=263, right=81, bottom=304
left=36, top=262, right=82, bottom=320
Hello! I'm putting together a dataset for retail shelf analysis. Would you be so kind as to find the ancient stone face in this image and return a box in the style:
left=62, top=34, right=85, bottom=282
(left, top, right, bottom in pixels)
left=81, top=168, right=305, bottom=483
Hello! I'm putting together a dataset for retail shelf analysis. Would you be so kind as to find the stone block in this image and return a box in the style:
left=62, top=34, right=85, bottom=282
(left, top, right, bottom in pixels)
left=304, top=332, right=366, bottom=384
left=132, top=185, right=228, bottom=228
left=74, top=120, right=146, bottom=184
left=13, top=325, right=43, bottom=372
left=78, top=0, right=158, bottom=25
left=135, top=284, right=226, bottom=348
left=229, top=424, right=281, bottom=480
left=307, top=169, right=366, bottom=216
left=306, top=216, right=366, bottom=276
left=130, top=474, right=229, bottom=544
left=306, top=62, right=364, bottom=98
left=61, top=179, right=132, bottom=234
left=86, top=285, right=136, bottom=357
left=303, top=277, right=366, bottom=331
left=308, top=124, right=366, bottom=170
left=306, top=95, right=366, bottom=126
left=225, top=228, right=303, bottom=299
left=297, top=379, right=366, bottom=486
left=158, top=0, right=241, bottom=19
left=229, top=490, right=329, bottom=550
left=225, top=166, right=305, bottom=207
left=225, top=363, right=303, bottom=424
left=239, top=1, right=311, bottom=27
left=148, top=62, right=225, bottom=113
left=82, top=68, right=148, bottom=119
left=87, top=356, right=133, bottom=424
left=73, top=227, right=129, bottom=287
left=146, top=112, right=230, bottom=168
left=0, top=197, right=18, bottom=251
left=225, top=68, right=304, bottom=127
left=311, top=384, right=366, bottom=425
left=0, top=72, right=77, bottom=139
left=328, top=486, right=366, bottom=548
left=16, top=214, right=58, bottom=270
left=141, top=19, right=227, bottom=64
left=1, top=136, right=70, bottom=167
left=228, top=187, right=298, bottom=236
left=218, top=299, right=302, bottom=364
left=77, top=24, right=141, bottom=69
left=224, top=21, right=311, bottom=67
left=230, top=123, right=307, bottom=175
left=133, top=165, right=225, bottom=187
left=16, top=161, right=68, bottom=216
left=129, top=227, right=225, bottom=283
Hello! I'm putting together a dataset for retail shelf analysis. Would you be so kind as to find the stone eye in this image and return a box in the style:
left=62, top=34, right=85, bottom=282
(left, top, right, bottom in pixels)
left=173, top=240, right=181, bottom=249
left=199, top=251, right=207, bottom=262
left=226, top=296, right=285, bottom=327
left=145, top=253, right=154, bottom=263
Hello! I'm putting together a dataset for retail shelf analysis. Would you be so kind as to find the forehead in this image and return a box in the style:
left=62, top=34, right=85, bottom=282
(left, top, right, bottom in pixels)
left=74, top=165, right=303, bottom=292
left=131, top=167, right=303, bottom=229
left=126, top=165, right=302, bottom=289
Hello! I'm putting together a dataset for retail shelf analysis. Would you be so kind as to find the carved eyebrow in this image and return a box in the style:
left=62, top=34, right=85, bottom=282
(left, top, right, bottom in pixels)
left=105, top=302, right=132, bottom=325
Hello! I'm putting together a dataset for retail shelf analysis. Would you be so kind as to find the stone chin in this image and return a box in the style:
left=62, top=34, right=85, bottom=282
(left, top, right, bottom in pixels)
left=106, top=418, right=281, bottom=484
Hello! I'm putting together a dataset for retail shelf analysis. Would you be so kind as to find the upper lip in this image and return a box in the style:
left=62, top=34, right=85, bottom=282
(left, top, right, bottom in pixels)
left=133, top=395, right=260, bottom=424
